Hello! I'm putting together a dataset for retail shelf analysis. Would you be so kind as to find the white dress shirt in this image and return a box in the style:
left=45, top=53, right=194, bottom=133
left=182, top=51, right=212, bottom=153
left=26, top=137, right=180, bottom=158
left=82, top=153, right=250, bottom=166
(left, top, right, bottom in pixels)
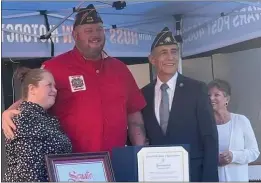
left=154, top=72, right=178, bottom=124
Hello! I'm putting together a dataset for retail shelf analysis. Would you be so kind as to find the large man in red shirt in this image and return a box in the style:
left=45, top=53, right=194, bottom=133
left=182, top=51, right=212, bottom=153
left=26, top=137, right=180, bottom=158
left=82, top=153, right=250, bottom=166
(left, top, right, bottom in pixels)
left=2, top=4, right=147, bottom=153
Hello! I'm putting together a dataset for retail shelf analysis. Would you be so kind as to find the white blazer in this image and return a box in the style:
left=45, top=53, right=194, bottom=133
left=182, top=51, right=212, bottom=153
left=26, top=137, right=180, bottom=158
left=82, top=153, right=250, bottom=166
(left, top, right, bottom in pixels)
left=218, top=113, right=260, bottom=181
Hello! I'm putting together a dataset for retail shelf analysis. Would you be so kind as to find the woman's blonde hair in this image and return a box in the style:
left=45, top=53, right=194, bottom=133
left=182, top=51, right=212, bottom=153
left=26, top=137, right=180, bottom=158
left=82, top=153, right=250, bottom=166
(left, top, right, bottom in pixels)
left=15, top=67, right=50, bottom=99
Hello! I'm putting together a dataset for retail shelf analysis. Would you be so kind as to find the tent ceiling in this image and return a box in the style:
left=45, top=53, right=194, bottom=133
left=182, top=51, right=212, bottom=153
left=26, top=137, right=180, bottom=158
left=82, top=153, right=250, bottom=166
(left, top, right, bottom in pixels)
left=2, top=1, right=251, bottom=36
left=2, top=1, right=248, bottom=18
left=2, top=1, right=261, bottom=58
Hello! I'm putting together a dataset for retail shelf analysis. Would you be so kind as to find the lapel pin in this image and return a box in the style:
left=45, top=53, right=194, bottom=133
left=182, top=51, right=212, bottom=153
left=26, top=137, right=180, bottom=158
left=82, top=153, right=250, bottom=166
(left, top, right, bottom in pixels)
left=179, top=83, right=184, bottom=87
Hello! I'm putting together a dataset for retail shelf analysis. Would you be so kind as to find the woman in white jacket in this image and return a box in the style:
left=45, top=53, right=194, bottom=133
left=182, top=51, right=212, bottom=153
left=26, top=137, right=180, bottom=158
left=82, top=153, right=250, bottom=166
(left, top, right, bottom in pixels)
left=208, top=79, right=260, bottom=182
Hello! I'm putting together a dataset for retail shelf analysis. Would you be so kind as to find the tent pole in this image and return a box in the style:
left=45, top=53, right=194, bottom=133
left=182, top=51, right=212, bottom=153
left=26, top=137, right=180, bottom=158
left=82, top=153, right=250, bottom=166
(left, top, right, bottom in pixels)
left=178, top=44, right=183, bottom=74
left=40, top=10, right=54, bottom=57
left=2, top=12, right=40, bottom=19
left=174, top=14, right=183, bottom=74
left=41, top=1, right=86, bottom=39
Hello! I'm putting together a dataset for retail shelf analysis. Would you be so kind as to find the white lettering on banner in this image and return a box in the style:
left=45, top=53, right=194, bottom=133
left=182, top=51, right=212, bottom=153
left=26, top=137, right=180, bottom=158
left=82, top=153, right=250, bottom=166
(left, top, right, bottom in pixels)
left=109, top=28, right=140, bottom=45
left=2, top=24, right=5, bottom=42
left=139, top=33, right=152, bottom=41
left=184, top=28, right=204, bottom=43
left=233, top=6, right=261, bottom=28
left=31, top=24, right=39, bottom=42
left=14, top=24, right=23, bottom=42
left=49, top=25, right=59, bottom=43
left=233, top=15, right=240, bottom=28
left=6, top=24, right=15, bottom=42
left=207, top=15, right=230, bottom=36
left=183, top=5, right=261, bottom=44
left=109, top=29, right=116, bottom=44
left=24, top=24, right=31, bottom=43
left=2, top=24, right=59, bottom=43
left=117, top=29, right=124, bottom=44
left=124, top=31, right=131, bottom=44
left=62, top=25, right=73, bottom=43
left=253, top=6, right=261, bottom=20
left=39, top=24, right=47, bottom=43
left=2, top=23, right=152, bottom=46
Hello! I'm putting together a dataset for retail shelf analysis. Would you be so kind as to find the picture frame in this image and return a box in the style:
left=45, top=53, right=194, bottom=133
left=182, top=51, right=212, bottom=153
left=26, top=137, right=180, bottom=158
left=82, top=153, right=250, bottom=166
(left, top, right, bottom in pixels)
left=45, top=151, right=115, bottom=182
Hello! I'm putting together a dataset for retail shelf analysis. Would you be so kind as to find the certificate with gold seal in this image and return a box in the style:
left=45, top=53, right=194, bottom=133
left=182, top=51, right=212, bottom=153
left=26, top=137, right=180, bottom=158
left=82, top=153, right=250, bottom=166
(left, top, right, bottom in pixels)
left=137, top=146, right=189, bottom=182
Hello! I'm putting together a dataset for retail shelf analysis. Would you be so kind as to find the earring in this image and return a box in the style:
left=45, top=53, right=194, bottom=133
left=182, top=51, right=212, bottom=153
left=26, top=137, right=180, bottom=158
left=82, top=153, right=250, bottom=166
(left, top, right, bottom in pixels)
left=225, top=102, right=228, bottom=106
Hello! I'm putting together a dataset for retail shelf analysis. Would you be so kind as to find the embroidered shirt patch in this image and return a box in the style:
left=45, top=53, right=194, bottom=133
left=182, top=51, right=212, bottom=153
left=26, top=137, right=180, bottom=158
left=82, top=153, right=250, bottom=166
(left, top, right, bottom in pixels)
left=69, top=75, right=86, bottom=92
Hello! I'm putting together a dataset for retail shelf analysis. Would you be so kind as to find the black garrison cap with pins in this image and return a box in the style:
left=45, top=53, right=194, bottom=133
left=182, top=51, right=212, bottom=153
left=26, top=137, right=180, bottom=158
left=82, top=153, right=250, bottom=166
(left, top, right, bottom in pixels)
left=73, top=4, right=103, bottom=29
left=151, top=27, right=178, bottom=51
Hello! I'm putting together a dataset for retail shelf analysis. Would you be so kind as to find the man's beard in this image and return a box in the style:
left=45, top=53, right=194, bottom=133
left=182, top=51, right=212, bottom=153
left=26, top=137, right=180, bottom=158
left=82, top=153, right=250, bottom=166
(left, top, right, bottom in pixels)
left=77, top=41, right=105, bottom=60
left=84, top=47, right=103, bottom=59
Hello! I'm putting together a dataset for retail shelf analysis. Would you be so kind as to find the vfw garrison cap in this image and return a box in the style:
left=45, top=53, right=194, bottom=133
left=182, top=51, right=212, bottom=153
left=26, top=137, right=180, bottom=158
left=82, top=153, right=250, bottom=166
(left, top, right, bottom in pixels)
left=151, top=27, right=178, bottom=51
left=73, top=4, right=103, bottom=28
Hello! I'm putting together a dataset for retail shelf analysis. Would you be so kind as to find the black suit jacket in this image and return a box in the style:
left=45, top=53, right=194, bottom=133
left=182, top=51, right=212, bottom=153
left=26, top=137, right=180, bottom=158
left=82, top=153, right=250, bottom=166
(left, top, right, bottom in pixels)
left=141, top=73, right=219, bottom=182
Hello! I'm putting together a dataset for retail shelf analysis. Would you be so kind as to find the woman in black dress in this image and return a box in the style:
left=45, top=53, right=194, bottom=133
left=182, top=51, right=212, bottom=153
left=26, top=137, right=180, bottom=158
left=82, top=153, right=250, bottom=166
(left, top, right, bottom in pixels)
left=3, top=67, right=72, bottom=182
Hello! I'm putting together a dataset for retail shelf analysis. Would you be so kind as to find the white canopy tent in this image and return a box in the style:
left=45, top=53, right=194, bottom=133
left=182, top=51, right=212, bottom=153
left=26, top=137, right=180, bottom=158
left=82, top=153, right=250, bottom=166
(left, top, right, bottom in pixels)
left=1, top=2, right=261, bottom=179
left=2, top=1, right=261, bottom=59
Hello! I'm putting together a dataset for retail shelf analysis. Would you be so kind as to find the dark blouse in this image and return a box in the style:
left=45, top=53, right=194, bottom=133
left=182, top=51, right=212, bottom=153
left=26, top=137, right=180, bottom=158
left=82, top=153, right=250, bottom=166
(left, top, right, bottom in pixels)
left=3, top=101, right=72, bottom=182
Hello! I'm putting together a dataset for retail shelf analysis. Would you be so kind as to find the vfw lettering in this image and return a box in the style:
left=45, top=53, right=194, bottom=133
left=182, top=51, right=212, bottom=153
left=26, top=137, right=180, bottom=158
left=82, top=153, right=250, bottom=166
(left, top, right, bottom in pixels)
left=109, top=29, right=138, bottom=45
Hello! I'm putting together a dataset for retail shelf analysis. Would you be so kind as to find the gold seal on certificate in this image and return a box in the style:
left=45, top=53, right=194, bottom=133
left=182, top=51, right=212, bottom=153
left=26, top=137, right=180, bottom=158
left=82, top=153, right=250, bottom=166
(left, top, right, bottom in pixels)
left=137, top=146, right=189, bottom=182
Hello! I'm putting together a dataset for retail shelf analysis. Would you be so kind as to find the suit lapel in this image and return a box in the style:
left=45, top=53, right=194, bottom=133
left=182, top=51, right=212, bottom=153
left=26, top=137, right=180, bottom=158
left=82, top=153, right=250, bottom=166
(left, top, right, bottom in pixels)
left=166, top=73, right=186, bottom=134
left=146, top=81, right=156, bottom=115
left=147, top=80, right=165, bottom=135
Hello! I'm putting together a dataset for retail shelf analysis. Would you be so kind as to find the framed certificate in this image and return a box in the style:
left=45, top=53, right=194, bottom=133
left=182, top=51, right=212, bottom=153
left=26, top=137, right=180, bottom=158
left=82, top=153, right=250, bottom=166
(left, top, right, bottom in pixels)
left=137, top=146, right=189, bottom=182
left=45, top=152, right=115, bottom=182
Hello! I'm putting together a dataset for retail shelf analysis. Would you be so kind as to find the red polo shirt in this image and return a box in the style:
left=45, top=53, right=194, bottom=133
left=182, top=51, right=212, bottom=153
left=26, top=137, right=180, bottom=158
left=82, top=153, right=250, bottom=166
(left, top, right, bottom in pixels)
left=41, top=47, right=146, bottom=153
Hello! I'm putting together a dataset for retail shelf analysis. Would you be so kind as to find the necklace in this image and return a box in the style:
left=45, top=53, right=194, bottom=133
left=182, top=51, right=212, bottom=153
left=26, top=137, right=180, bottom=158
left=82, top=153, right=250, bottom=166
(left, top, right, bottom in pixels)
left=215, top=112, right=231, bottom=125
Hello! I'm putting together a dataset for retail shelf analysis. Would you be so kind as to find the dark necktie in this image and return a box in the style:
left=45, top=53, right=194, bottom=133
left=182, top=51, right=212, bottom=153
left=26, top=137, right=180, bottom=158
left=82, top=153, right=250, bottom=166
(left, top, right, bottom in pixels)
left=159, top=83, right=169, bottom=134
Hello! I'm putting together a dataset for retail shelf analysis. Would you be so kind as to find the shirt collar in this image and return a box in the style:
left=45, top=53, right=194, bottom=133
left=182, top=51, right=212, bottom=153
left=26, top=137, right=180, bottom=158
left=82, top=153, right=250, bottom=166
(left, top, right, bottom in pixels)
left=101, top=50, right=109, bottom=59
left=73, top=46, right=109, bottom=61
left=20, top=101, right=47, bottom=114
left=71, top=47, right=109, bottom=70
left=156, top=72, right=178, bottom=90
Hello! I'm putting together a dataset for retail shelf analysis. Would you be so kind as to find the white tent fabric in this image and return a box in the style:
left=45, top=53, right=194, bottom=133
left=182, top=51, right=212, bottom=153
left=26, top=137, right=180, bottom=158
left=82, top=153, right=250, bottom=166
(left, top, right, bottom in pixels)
left=2, top=1, right=261, bottom=58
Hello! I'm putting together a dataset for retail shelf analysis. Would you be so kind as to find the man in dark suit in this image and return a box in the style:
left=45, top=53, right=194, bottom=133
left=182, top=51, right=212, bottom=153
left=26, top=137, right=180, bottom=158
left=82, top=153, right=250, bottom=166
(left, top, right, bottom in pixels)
left=141, top=27, right=219, bottom=182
